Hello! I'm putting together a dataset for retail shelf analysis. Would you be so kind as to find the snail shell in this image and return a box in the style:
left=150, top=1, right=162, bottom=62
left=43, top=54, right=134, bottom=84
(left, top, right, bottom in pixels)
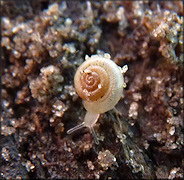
left=67, top=54, right=127, bottom=144
left=74, top=54, right=124, bottom=114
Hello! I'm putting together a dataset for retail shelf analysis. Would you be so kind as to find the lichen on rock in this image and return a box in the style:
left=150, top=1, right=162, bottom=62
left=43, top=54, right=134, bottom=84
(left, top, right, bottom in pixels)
left=30, top=65, right=64, bottom=103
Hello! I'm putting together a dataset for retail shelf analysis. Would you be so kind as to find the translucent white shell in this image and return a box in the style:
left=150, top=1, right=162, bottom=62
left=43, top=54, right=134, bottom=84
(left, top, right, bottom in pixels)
left=74, top=55, right=124, bottom=114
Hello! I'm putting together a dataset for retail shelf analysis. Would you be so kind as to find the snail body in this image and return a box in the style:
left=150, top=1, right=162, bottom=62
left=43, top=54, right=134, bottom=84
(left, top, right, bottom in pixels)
left=67, top=53, right=127, bottom=144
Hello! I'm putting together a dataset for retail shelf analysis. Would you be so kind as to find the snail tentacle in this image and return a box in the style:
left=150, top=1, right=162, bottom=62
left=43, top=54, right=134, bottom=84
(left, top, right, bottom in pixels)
left=67, top=122, right=85, bottom=134
left=90, top=126, right=99, bottom=144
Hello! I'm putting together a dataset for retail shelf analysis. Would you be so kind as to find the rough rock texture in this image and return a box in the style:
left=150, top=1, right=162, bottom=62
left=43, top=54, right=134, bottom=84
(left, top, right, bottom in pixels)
left=1, top=1, right=183, bottom=179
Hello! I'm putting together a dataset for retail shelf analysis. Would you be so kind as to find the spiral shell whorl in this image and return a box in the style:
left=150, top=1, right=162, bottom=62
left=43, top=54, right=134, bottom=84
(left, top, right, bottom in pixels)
left=77, top=65, right=109, bottom=101
left=74, top=55, right=124, bottom=114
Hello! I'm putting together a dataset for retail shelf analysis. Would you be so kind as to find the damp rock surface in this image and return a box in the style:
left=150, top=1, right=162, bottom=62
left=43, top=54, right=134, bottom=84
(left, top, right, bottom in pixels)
left=1, top=1, right=183, bottom=179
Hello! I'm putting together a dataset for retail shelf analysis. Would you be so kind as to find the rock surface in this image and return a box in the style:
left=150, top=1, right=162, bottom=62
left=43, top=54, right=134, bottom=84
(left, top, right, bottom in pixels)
left=1, top=1, right=183, bottom=179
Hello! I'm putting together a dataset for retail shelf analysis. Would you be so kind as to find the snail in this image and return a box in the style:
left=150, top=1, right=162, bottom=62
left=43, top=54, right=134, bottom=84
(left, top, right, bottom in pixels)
left=67, top=53, right=128, bottom=144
